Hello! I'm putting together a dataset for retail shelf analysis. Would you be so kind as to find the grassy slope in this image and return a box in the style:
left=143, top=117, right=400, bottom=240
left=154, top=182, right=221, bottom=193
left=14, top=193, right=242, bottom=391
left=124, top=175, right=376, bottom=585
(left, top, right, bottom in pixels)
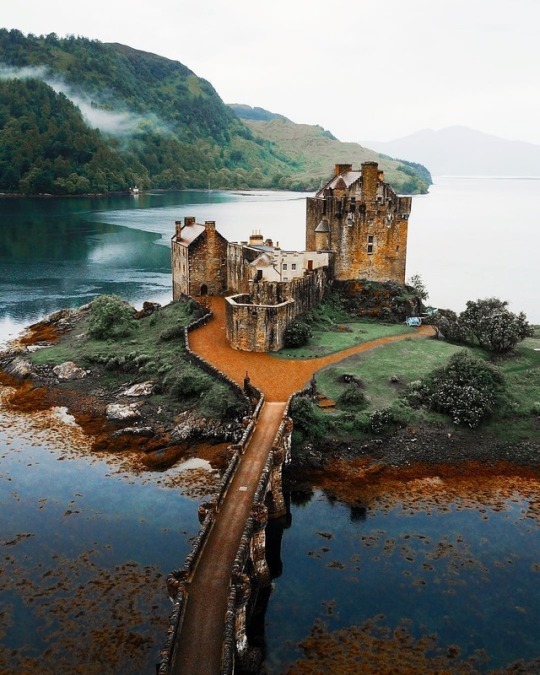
left=29, top=301, right=245, bottom=420
left=313, top=334, right=540, bottom=442
left=242, top=118, right=431, bottom=194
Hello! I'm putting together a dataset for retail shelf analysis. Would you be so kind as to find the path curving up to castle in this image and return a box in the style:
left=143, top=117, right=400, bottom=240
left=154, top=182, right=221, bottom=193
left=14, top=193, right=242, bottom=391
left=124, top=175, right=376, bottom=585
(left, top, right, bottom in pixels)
left=189, top=298, right=433, bottom=402
left=171, top=298, right=433, bottom=673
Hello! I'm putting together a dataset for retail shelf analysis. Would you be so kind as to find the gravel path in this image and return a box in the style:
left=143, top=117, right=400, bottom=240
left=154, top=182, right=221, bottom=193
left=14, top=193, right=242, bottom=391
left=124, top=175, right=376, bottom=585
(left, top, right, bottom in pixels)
left=171, top=299, right=433, bottom=673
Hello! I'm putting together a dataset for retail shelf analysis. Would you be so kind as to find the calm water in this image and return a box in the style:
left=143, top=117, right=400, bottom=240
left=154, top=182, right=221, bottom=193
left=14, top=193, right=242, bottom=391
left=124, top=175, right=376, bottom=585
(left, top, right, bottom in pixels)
left=264, top=488, right=540, bottom=672
left=1, top=181, right=539, bottom=672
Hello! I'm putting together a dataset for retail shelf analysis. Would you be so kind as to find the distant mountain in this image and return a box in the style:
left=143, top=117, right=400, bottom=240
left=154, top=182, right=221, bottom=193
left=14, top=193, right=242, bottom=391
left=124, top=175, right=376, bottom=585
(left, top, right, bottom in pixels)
left=364, top=126, right=540, bottom=176
left=232, top=105, right=431, bottom=193
left=0, top=29, right=430, bottom=195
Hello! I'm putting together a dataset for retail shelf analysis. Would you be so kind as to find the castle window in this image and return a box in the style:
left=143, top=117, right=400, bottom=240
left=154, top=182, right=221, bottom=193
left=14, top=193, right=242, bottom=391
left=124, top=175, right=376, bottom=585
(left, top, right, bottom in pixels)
left=283, top=277, right=288, bottom=281
left=282, top=263, right=288, bottom=270
left=367, top=235, right=374, bottom=255
left=291, top=263, right=297, bottom=270
left=349, top=197, right=356, bottom=213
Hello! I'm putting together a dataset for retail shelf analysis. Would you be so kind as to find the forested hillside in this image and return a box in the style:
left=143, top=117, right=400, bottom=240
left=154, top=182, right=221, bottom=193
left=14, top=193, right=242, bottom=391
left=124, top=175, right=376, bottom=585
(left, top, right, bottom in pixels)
left=0, top=29, right=430, bottom=195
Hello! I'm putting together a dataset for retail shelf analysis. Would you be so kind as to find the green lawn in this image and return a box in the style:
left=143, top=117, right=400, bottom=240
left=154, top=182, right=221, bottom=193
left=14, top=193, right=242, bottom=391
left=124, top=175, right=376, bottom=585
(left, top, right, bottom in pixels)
left=274, top=322, right=415, bottom=359
left=314, top=338, right=465, bottom=410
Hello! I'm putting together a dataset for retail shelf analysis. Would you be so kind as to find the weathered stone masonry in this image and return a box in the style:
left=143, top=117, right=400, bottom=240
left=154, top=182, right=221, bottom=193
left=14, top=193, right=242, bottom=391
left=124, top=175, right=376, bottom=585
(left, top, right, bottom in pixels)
left=171, top=218, right=228, bottom=298
left=225, top=266, right=329, bottom=352
left=306, top=161, right=412, bottom=283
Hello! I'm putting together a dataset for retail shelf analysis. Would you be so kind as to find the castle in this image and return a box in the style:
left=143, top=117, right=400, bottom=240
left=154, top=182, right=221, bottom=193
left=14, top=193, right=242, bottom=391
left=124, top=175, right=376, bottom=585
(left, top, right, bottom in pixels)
left=171, top=162, right=412, bottom=352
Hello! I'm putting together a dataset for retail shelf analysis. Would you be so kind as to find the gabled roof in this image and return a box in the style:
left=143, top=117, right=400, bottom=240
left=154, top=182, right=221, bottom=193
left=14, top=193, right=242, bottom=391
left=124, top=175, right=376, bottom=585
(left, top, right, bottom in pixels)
left=249, top=252, right=274, bottom=267
left=316, top=170, right=362, bottom=197
left=175, top=223, right=206, bottom=247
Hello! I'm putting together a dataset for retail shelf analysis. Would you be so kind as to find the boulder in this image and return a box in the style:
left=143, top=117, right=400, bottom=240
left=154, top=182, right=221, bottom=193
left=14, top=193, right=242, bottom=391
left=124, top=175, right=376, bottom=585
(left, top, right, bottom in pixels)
left=106, top=403, right=142, bottom=421
left=4, top=357, right=33, bottom=379
left=53, top=362, right=88, bottom=380
left=121, top=381, right=154, bottom=397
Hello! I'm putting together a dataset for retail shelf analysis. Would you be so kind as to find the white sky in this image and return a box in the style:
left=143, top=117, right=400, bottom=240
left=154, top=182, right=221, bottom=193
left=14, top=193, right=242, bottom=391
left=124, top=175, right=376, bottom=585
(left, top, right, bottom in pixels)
left=3, top=0, right=540, bottom=145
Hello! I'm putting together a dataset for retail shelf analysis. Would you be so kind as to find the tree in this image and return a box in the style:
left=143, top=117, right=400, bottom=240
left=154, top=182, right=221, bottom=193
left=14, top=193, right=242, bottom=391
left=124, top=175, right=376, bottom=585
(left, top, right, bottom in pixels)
left=459, top=298, right=533, bottom=355
left=407, top=274, right=429, bottom=301
left=87, top=295, right=136, bottom=340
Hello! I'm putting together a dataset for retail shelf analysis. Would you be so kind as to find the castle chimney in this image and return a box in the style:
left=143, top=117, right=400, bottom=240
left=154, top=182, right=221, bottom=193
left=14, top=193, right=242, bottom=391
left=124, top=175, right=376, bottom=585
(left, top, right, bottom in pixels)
left=334, top=163, right=353, bottom=177
left=361, top=162, right=379, bottom=202
left=249, top=230, right=264, bottom=246
left=184, top=216, right=196, bottom=227
left=175, top=220, right=182, bottom=238
left=204, top=220, right=216, bottom=231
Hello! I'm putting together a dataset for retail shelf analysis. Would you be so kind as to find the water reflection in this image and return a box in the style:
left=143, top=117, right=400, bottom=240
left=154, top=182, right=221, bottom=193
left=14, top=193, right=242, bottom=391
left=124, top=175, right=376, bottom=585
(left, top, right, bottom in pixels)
left=262, top=485, right=540, bottom=673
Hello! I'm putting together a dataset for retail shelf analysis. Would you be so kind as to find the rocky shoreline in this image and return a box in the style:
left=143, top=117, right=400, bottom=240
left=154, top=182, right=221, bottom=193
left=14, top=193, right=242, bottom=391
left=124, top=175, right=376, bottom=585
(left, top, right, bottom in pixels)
left=0, top=308, right=244, bottom=473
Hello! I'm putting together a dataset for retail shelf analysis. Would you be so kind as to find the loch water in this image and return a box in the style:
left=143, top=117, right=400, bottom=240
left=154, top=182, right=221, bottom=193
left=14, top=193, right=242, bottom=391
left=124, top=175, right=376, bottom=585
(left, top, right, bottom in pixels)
left=0, top=180, right=539, bottom=672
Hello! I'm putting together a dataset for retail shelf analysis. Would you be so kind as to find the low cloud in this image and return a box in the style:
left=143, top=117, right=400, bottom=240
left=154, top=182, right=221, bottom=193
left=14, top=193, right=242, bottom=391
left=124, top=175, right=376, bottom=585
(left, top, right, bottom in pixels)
left=0, top=64, right=146, bottom=135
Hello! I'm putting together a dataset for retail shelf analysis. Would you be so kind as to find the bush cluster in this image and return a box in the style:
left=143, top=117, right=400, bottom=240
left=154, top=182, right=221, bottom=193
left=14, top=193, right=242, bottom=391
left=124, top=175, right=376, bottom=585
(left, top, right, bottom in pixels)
left=88, top=295, right=136, bottom=340
left=437, top=298, right=533, bottom=355
left=421, top=351, right=505, bottom=428
left=337, top=384, right=369, bottom=411
left=283, top=320, right=313, bottom=348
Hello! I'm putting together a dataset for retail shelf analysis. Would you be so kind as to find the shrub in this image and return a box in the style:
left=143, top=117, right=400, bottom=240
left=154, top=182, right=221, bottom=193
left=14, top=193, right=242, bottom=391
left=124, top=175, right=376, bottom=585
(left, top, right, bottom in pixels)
left=426, top=351, right=505, bottom=428
left=283, top=320, right=312, bottom=348
left=201, top=386, right=246, bottom=419
left=88, top=295, right=135, bottom=340
left=454, top=298, right=533, bottom=354
left=167, top=369, right=208, bottom=399
left=159, top=323, right=185, bottom=342
left=338, top=384, right=369, bottom=411
left=369, top=408, right=394, bottom=434
left=289, top=395, right=324, bottom=439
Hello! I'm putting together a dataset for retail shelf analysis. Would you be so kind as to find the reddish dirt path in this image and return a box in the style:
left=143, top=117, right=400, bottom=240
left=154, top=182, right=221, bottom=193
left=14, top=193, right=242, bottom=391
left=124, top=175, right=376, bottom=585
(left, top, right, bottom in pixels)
left=189, top=297, right=433, bottom=402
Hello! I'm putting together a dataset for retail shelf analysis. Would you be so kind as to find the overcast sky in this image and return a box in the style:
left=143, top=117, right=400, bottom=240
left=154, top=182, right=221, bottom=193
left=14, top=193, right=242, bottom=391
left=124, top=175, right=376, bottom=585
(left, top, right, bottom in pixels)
left=3, top=0, right=540, bottom=145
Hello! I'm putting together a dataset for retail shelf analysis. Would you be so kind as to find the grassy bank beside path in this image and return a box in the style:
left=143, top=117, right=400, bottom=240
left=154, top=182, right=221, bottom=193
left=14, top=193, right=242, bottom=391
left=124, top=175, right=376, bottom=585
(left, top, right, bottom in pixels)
left=274, top=322, right=413, bottom=359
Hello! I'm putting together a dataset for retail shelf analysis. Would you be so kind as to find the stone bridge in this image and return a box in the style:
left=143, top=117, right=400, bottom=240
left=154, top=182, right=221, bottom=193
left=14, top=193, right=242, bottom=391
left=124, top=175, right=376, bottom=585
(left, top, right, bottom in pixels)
left=159, top=395, right=295, bottom=674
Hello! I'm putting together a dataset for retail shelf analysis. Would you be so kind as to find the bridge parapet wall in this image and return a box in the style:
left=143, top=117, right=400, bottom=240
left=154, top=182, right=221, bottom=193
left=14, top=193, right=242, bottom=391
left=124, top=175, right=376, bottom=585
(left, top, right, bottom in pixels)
left=221, top=402, right=294, bottom=673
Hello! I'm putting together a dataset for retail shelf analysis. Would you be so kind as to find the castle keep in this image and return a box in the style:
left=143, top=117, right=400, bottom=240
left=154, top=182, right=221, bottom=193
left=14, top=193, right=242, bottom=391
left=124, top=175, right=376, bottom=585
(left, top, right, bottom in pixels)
left=171, top=162, right=413, bottom=352
left=306, top=162, right=411, bottom=283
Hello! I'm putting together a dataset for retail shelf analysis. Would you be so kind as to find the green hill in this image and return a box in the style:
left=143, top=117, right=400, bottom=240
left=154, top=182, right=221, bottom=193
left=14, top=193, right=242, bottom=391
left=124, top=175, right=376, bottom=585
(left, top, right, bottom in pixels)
left=230, top=105, right=432, bottom=192
left=0, top=29, right=431, bottom=195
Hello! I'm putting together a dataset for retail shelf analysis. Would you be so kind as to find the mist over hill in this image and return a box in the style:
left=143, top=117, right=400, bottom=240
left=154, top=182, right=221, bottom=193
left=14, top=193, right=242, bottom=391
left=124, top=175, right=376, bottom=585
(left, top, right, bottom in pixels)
left=0, top=29, right=430, bottom=195
left=365, top=126, right=540, bottom=176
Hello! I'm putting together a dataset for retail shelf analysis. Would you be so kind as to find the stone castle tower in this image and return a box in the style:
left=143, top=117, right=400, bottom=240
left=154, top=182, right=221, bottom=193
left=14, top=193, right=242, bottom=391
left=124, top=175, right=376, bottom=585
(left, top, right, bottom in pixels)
left=305, top=162, right=412, bottom=283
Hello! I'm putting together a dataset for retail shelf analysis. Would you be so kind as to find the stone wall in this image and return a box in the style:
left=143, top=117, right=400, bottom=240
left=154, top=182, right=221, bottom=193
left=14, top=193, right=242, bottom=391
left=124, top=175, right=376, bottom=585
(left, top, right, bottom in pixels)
left=226, top=242, right=260, bottom=294
left=225, top=267, right=328, bottom=352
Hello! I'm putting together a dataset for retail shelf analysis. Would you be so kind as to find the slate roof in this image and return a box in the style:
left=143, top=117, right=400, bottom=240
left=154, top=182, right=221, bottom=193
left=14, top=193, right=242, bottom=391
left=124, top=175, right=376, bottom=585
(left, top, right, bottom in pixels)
left=316, top=170, right=362, bottom=196
left=176, top=222, right=206, bottom=247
